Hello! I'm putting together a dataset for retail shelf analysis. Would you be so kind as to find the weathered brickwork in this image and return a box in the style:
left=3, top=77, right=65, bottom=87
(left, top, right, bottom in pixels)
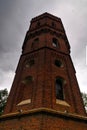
left=0, top=109, right=87, bottom=130
left=1, top=12, right=87, bottom=129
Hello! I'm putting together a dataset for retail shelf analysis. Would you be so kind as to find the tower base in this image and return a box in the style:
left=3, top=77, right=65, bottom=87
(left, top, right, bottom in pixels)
left=0, top=108, right=87, bottom=130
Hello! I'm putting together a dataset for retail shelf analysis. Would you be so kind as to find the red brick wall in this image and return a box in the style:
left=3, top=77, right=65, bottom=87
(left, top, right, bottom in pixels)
left=0, top=110, right=87, bottom=130
left=4, top=12, right=86, bottom=116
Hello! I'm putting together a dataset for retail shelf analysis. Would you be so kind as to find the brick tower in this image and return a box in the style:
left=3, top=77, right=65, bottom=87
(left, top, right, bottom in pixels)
left=0, top=12, right=87, bottom=130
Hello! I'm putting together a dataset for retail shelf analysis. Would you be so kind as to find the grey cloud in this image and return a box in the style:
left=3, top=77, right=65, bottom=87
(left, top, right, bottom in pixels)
left=0, top=0, right=87, bottom=92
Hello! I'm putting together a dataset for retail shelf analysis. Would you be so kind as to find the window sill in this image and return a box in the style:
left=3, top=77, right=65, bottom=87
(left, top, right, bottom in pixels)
left=56, top=99, right=70, bottom=107
left=17, top=99, right=31, bottom=106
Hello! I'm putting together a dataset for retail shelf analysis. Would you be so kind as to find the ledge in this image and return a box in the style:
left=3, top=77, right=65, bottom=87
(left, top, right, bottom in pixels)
left=0, top=108, right=87, bottom=123
left=56, top=99, right=70, bottom=107
left=17, top=99, right=31, bottom=106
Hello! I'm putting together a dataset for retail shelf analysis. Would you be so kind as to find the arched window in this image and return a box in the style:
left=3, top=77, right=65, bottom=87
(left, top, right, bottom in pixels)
left=52, top=38, right=59, bottom=47
left=52, top=22, right=56, bottom=28
left=56, top=77, right=64, bottom=100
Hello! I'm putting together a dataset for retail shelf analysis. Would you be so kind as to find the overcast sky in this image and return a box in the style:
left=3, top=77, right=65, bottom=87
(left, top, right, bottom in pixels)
left=0, top=0, right=87, bottom=93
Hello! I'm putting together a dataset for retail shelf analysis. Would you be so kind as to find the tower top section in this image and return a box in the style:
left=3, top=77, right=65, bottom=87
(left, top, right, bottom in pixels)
left=29, top=12, right=65, bottom=33
left=23, top=12, right=70, bottom=54
left=31, top=12, right=61, bottom=22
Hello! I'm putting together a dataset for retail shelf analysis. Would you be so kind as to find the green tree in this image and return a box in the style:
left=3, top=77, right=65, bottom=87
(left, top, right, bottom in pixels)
left=0, top=89, right=8, bottom=115
left=82, top=92, right=87, bottom=112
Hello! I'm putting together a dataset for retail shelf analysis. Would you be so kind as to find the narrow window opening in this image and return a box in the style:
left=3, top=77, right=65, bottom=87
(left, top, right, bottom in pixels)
left=52, top=38, right=58, bottom=47
left=52, top=22, right=56, bottom=28
left=56, top=78, right=64, bottom=100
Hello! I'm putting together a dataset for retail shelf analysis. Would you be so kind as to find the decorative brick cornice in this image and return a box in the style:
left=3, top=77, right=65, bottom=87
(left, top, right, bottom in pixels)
left=0, top=108, right=87, bottom=123
left=22, top=27, right=70, bottom=52
left=28, top=28, right=64, bottom=39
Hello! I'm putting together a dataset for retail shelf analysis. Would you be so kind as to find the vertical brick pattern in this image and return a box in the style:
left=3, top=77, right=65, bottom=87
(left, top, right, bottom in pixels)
left=3, top=12, right=86, bottom=130
left=4, top=12, right=86, bottom=115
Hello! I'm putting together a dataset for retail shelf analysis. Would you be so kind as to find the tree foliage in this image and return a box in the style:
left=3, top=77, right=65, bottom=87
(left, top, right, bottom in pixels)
left=82, top=92, right=87, bottom=112
left=0, top=89, right=8, bottom=115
